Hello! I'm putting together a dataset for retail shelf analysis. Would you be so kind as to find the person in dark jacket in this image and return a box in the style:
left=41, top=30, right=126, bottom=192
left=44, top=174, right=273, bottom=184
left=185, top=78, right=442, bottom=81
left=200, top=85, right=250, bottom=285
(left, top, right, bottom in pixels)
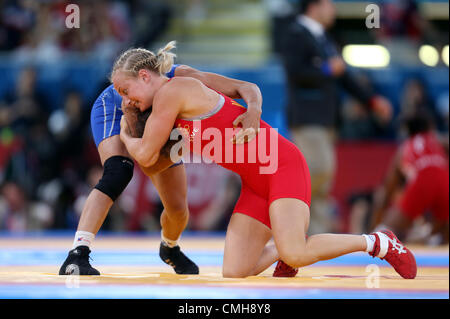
left=279, top=0, right=392, bottom=234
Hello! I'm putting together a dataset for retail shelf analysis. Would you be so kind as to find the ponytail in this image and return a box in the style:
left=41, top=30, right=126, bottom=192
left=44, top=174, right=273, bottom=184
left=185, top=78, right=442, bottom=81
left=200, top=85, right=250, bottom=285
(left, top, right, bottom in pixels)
left=111, top=41, right=177, bottom=78
left=156, top=41, right=177, bottom=75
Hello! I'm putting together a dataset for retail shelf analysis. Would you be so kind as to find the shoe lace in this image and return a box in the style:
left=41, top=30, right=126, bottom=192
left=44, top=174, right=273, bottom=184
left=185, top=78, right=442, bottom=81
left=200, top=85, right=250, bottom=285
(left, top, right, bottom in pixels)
left=389, top=238, right=407, bottom=254
left=77, top=251, right=94, bottom=266
left=164, top=258, right=176, bottom=268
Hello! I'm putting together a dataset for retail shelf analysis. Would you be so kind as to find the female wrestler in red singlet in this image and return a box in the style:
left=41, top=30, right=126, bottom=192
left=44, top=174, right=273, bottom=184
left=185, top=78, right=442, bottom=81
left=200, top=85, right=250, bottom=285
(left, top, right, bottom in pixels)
left=371, top=109, right=449, bottom=243
left=112, top=41, right=417, bottom=279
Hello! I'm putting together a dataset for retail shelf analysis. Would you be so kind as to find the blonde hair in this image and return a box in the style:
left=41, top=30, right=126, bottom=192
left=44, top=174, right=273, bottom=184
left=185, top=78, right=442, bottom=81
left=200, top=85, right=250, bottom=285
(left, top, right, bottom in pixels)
left=111, top=41, right=176, bottom=79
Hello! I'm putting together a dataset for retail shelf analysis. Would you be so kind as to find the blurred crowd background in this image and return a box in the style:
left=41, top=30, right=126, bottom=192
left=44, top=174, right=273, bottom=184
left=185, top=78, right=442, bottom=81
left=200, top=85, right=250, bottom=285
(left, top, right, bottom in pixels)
left=0, top=0, right=448, bottom=243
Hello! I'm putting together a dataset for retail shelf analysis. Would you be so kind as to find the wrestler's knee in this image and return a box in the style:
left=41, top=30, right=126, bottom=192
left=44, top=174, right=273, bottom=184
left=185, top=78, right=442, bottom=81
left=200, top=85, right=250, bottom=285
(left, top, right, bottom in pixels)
left=94, top=156, right=134, bottom=201
left=277, top=245, right=310, bottom=268
left=163, top=199, right=189, bottom=220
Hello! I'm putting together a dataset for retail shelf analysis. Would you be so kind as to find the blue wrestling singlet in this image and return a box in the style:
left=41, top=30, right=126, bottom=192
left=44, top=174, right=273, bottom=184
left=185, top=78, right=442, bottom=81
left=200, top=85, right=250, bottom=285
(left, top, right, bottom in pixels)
left=90, top=64, right=179, bottom=147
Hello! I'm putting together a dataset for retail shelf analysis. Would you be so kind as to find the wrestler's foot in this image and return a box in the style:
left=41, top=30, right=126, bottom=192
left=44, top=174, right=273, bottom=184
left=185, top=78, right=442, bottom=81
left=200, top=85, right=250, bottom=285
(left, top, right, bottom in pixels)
left=273, top=260, right=298, bottom=277
left=369, top=230, right=417, bottom=279
left=159, top=242, right=199, bottom=275
left=59, top=246, right=100, bottom=275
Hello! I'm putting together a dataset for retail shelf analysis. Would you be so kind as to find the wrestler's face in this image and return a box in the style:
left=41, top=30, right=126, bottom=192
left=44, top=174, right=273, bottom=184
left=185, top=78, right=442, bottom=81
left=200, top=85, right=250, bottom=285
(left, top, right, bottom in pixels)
left=112, top=69, right=155, bottom=112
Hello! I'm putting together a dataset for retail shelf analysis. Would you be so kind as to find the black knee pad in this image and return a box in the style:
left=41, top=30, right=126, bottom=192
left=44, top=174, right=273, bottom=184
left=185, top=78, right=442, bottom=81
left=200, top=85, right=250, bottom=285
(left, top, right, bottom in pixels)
left=94, top=156, right=134, bottom=201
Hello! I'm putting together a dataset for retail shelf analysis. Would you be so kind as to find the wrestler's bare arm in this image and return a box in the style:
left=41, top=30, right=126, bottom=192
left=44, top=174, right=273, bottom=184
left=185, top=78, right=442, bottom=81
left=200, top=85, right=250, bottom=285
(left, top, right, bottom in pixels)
left=175, top=65, right=262, bottom=143
left=370, top=148, right=405, bottom=229
left=121, top=101, right=179, bottom=175
left=120, top=81, right=183, bottom=168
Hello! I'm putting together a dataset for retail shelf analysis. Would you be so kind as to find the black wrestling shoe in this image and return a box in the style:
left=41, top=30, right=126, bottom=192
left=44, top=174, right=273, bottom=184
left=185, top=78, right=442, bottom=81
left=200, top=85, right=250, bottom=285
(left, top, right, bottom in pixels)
left=58, top=246, right=100, bottom=275
left=159, top=242, right=199, bottom=275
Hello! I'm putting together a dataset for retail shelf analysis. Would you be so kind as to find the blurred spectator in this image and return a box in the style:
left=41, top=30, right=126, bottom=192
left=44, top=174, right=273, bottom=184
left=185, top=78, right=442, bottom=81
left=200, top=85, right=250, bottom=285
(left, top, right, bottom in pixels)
left=0, top=127, right=22, bottom=185
left=0, top=181, right=53, bottom=231
left=1, top=121, right=57, bottom=201
left=2, top=0, right=133, bottom=62
left=0, top=66, right=57, bottom=197
left=45, top=89, right=93, bottom=228
left=0, top=66, right=49, bottom=134
left=399, top=78, right=446, bottom=134
left=48, top=89, right=90, bottom=172
left=0, top=0, right=37, bottom=51
left=128, top=0, right=173, bottom=48
left=1, top=82, right=95, bottom=231
left=279, top=0, right=392, bottom=235
left=12, top=0, right=64, bottom=63
left=400, top=78, right=433, bottom=117
left=376, top=0, right=441, bottom=45
left=59, top=0, right=132, bottom=60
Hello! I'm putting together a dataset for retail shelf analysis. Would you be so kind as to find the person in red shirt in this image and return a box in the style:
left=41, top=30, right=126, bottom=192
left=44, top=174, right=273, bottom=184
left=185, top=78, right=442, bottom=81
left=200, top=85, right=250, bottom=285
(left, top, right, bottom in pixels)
left=113, top=42, right=417, bottom=279
left=371, top=109, right=449, bottom=244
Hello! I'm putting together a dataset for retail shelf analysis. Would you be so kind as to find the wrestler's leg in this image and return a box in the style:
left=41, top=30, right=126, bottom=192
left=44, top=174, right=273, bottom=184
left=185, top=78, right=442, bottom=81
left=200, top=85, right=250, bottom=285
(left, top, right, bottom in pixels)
left=222, top=184, right=279, bottom=278
left=149, top=163, right=199, bottom=274
left=76, top=135, right=131, bottom=234
left=150, top=163, right=189, bottom=242
left=222, top=213, right=273, bottom=278
left=269, top=198, right=366, bottom=268
left=268, top=198, right=417, bottom=279
left=59, top=135, right=133, bottom=275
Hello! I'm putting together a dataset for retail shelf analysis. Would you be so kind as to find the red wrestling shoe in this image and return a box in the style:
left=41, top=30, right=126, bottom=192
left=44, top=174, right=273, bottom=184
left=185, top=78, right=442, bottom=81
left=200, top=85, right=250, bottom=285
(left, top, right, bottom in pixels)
left=273, top=260, right=298, bottom=277
left=369, top=230, right=417, bottom=279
